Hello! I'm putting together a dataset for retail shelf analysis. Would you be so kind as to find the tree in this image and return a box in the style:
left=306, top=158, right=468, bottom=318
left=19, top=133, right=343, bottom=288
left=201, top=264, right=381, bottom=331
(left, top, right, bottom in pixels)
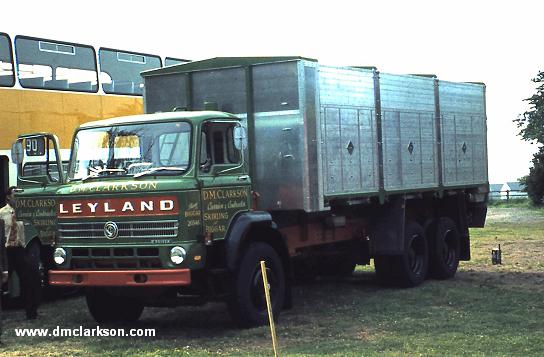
left=515, top=71, right=544, bottom=205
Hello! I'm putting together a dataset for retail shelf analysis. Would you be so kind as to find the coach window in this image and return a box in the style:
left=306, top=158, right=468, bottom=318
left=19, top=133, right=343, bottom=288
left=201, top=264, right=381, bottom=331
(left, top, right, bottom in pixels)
left=99, top=49, right=161, bottom=95
left=0, top=33, right=14, bottom=87
left=15, top=36, right=98, bottom=92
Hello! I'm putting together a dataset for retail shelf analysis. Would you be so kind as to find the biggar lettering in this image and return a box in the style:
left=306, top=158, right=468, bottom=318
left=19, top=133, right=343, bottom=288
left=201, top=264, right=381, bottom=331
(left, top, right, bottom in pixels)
left=58, top=196, right=178, bottom=218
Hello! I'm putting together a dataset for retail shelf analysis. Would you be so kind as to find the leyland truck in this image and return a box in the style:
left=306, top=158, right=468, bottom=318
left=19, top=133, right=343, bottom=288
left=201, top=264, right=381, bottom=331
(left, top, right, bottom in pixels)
left=10, top=57, right=488, bottom=327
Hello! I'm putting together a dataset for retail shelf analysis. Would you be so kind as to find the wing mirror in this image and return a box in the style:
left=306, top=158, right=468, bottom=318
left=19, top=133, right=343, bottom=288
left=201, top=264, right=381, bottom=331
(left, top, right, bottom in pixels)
left=11, top=141, right=24, bottom=164
left=233, top=126, right=248, bottom=150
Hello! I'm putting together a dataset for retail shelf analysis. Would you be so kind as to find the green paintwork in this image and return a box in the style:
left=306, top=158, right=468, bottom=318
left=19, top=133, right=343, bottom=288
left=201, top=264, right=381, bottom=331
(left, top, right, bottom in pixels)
left=15, top=187, right=58, bottom=246
left=79, top=111, right=238, bottom=130
left=56, top=178, right=199, bottom=195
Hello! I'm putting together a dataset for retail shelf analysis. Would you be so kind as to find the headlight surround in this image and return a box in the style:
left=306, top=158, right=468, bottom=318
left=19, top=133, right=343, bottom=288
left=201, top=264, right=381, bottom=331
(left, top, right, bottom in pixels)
left=54, top=248, right=67, bottom=265
left=170, top=246, right=186, bottom=265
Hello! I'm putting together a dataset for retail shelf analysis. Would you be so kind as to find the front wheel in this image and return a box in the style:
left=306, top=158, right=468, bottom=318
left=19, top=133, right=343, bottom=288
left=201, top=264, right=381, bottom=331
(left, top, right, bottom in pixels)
left=86, top=288, right=144, bottom=323
left=228, top=242, right=286, bottom=328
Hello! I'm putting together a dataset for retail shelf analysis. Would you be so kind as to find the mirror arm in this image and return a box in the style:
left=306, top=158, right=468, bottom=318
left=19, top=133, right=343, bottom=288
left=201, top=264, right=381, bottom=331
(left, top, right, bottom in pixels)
left=216, top=148, right=245, bottom=176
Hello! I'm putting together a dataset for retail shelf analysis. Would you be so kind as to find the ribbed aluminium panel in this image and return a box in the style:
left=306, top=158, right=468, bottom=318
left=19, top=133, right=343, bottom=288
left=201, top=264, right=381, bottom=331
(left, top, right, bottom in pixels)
left=380, top=74, right=438, bottom=191
left=439, top=81, right=487, bottom=187
left=318, top=66, right=379, bottom=196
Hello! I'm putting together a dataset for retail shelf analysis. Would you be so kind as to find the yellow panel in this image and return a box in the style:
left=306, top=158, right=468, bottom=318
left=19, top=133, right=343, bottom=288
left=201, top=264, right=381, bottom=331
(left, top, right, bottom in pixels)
left=0, top=88, right=22, bottom=148
left=101, top=95, right=143, bottom=119
left=61, top=92, right=102, bottom=147
left=18, top=90, right=68, bottom=147
left=0, top=88, right=144, bottom=150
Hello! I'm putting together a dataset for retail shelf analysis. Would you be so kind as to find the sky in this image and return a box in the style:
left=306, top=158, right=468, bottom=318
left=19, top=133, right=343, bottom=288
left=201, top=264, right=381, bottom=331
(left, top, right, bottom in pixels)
left=3, top=0, right=542, bottom=184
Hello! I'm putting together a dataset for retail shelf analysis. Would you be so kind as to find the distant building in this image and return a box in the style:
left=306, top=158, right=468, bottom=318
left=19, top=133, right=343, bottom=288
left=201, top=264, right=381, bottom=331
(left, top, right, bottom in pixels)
left=489, top=184, right=502, bottom=199
left=488, top=181, right=527, bottom=200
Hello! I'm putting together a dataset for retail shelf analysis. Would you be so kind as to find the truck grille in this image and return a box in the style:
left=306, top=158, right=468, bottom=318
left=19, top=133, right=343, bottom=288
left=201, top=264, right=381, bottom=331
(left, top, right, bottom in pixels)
left=70, top=247, right=162, bottom=269
left=58, top=220, right=179, bottom=240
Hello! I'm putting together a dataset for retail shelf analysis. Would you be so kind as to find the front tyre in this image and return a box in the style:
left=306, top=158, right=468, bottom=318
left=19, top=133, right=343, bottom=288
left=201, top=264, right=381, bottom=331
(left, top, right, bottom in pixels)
left=228, top=242, right=286, bottom=328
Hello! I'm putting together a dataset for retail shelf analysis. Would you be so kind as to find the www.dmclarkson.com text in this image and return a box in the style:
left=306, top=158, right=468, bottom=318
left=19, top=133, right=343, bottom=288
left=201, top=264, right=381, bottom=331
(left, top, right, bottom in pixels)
left=14, top=326, right=156, bottom=337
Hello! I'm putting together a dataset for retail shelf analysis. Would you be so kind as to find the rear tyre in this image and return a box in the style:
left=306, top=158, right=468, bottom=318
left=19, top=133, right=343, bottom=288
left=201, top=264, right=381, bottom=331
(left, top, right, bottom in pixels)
left=428, top=217, right=460, bottom=279
left=374, top=221, right=428, bottom=287
left=86, top=288, right=144, bottom=323
left=228, top=242, right=286, bottom=328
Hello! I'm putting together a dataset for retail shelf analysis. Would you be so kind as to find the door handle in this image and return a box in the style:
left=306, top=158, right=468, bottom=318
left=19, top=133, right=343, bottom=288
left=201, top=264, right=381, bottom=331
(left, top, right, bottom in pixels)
left=237, top=175, right=249, bottom=181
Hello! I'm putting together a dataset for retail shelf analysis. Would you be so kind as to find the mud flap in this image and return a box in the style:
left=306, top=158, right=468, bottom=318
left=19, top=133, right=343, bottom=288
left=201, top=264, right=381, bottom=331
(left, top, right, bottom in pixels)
left=370, top=195, right=406, bottom=255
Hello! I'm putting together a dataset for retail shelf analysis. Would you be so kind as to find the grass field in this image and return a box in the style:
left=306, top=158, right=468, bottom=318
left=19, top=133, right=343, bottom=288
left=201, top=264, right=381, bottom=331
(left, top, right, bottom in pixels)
left=1, top=205, right=543, bottom=356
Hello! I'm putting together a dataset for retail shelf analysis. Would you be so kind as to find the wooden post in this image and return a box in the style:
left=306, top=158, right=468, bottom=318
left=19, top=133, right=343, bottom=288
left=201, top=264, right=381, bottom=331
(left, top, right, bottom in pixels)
left=261, top=260, right=279, bottom=357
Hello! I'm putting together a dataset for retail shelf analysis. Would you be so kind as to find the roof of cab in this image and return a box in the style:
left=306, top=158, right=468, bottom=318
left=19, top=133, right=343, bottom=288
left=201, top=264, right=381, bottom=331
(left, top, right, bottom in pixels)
left=141, top=56, right=316, bottom=77
left=79, top=111, right=239, bottom=129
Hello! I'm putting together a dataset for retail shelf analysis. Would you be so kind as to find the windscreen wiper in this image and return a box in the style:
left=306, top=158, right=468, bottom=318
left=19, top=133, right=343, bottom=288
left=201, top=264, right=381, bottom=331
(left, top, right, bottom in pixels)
left=133, top=166, right=186, bottom=178
left=82, top=167, right=127, bottom=181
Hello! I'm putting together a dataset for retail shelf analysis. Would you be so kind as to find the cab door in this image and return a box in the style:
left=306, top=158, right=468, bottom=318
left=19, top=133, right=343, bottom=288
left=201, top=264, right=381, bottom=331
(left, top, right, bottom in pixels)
left=11, top=133, right=65, bottom=246
left=13, top=133, right=65, bottom=188
left=197, top=121, right=251, bottom=239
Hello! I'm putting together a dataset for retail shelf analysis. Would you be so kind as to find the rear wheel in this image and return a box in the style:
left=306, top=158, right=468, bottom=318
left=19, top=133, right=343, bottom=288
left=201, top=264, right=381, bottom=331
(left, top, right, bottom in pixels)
left=86, top=288, right=144, bottom=323
left=228, top=242, right=286, bottom=328
left=374, top=221, right=428, bottom=287
left=428, top=217, right=460, bottom=279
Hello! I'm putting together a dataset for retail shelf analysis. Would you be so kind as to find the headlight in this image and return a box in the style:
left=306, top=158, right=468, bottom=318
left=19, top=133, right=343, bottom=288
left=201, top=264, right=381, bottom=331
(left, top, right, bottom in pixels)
left=170, top=246, right=186, bottom=265
left=54, top=248, right=67, bottom=265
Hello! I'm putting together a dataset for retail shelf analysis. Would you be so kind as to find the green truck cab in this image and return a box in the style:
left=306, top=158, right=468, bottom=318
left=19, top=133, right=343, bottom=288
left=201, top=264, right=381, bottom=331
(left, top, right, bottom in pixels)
left=12, top=111, right=282, bottom=326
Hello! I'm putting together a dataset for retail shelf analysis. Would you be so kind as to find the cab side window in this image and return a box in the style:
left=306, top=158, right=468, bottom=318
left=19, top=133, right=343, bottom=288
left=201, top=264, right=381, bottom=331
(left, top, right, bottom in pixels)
left=200, top=122, right=240, bottom=173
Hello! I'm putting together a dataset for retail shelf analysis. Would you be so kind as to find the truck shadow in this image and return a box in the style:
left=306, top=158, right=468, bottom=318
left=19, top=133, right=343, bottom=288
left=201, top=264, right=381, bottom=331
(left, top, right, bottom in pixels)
left=135, top=270, right=384, bottom=333
left=4, top=268, right=542, bottom=340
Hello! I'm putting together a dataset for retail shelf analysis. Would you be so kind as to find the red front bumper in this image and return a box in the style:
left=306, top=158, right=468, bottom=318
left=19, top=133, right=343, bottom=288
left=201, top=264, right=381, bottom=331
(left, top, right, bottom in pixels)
left=49, top=269, right=191, bottom=287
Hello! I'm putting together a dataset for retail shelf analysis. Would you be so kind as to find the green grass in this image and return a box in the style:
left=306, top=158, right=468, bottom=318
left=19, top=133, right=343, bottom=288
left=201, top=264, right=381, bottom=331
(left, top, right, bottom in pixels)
left=487, top=198, right=535, bottom=208
left=2, top=206, right=543, bottom=356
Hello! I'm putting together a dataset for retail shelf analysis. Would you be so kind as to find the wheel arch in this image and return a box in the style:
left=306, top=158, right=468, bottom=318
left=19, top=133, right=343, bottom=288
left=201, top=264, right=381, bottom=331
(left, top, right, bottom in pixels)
left=224, top=211, right=293, bottom=310
left=23, top=224, right=40, bottom=249
left=225, top=211, right=290, bottom=274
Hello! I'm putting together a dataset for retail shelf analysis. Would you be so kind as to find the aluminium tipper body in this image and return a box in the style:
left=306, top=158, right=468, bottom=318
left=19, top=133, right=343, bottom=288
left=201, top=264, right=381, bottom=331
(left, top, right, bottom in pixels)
left=142, top=57, right=488, bottom=212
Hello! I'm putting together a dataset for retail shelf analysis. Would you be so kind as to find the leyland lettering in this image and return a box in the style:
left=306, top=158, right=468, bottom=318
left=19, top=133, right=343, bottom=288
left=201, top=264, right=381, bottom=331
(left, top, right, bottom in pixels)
left=58, top=196, right=179, bottom=218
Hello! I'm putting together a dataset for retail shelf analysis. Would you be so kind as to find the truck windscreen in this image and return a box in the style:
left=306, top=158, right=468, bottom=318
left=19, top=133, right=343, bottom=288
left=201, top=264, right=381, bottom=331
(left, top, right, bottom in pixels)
left=68, top=121, right=191, bottom=180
